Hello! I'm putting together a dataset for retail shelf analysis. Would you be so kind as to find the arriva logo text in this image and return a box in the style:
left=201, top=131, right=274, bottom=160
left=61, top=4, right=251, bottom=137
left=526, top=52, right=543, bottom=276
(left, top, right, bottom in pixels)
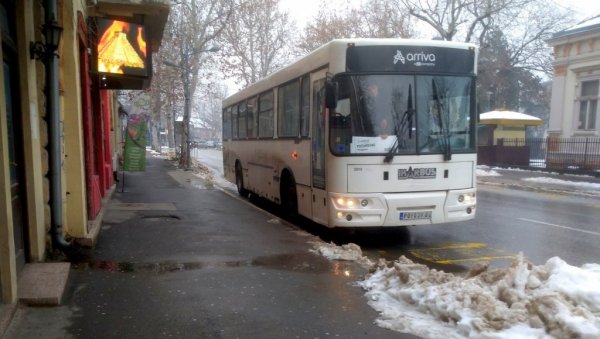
left=393, top=50, right=436, bottom=66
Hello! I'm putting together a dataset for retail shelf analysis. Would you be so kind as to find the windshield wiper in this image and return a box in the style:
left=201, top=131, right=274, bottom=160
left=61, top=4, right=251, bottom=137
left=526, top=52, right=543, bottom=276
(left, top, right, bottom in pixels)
left=432, top=79, right=452, bottom=161
left=384, top=85, right=414, bottom=163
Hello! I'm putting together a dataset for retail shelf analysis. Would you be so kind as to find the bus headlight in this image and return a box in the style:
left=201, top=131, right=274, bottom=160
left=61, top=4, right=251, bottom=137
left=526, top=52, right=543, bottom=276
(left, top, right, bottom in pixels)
left=335, top=197, right=358, bottom=208
left=458, top=193, right=475, bottom=204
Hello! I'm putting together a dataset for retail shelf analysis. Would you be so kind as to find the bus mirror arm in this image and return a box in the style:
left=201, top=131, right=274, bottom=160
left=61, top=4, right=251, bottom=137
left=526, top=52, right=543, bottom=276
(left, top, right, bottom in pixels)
left=325, top=80, right=338, bottom=109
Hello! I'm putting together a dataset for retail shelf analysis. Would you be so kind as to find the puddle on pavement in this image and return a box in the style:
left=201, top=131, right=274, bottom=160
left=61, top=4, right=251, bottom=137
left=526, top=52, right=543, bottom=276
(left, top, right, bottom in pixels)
left=251, top=253, right=331, bottom=273
left=142, top=214, right=181, bottom=222
left=72, top=260, right=205, bottom=273
left=72, top=252, right=336, bottom=275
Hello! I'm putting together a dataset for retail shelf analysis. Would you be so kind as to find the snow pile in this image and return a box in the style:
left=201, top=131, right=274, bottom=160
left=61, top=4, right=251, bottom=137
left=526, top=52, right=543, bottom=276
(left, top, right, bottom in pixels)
left=148, top=149, right=170, bottom=160
left=311, top=242, right=600, bottom=338
left=523, top=177, right=600, bottom=190
left=309, top=242, right=374, bottom=268
left=476, top=168, right=502, bottom=177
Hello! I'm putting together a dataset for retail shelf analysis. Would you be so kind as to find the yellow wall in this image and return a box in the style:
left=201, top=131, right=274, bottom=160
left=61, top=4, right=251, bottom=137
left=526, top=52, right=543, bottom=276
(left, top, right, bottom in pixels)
left=17, top=0, right=47, bottom=262
left=0, top=0, right=47, bottom=303
left=0, top=34, right=18, bottom=304
left=493, top=125, right=526, bottom=145
left=61, top=0, right=89, bottom=237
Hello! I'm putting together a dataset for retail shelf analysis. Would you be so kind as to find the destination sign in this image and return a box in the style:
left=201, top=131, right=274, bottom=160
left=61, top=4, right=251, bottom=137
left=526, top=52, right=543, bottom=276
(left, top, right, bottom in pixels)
left=346, top=45, right=475, bottom=74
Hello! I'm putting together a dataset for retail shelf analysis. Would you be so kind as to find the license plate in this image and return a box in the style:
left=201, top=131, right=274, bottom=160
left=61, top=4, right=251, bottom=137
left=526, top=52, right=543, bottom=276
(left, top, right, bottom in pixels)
left=399, top=211, right=432, bottom=220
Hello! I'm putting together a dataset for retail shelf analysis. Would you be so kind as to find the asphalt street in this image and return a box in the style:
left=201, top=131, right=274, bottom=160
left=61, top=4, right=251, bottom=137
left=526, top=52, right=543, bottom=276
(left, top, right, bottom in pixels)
left=4, top=154, right=417, bottom=339
left=4, top=150, right=600, bottom=338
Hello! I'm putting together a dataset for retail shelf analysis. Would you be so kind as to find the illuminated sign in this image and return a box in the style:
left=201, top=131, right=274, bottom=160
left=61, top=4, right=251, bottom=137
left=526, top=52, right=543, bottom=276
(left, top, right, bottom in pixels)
left=93, top=18, right=151, bottom=89
left=346, top=45, right=475, bottom=74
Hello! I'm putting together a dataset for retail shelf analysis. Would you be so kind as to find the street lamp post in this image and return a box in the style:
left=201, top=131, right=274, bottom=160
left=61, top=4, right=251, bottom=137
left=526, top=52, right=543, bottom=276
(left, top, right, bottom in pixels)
left=164, top=45, right=219, bottom=169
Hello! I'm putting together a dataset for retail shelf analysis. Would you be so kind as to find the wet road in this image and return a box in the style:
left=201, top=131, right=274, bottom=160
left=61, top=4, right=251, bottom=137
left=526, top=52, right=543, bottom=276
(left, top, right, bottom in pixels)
left=194, top=149, right=600, bottom=272
left=6, top=153, right=416, bottom=339
left=356, top=186, right=600, bottom=272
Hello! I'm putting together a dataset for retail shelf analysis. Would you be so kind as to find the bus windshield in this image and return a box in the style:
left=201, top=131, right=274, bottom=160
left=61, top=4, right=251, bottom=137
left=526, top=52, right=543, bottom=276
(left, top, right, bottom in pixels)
left=329, top=74, right=474, bottom=157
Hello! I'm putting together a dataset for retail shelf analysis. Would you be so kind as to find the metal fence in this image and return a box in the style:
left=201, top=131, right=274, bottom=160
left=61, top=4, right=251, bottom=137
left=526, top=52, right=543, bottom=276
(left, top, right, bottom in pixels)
left=496, top=137, right=600, bottom=174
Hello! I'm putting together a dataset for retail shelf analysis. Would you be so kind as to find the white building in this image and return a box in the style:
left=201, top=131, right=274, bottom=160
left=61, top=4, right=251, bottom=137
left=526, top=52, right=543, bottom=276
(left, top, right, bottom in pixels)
left=547, top=16, right=600, bottom=138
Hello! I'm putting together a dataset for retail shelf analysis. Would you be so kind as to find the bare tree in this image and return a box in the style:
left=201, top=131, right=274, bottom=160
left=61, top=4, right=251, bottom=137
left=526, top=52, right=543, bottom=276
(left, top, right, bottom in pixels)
left=150, top=48, right=182, bottom=150
left=194, top=82, right=228, bottom=141
left=299, top=0, right=413, bottom=53
left=497, top=1, right=574, bottom=75
left=219, top=0, right=295, bottom=88
left=300, top=7, right=357, bottom=53
left=398, top=0, right=529, bottom=42
left=164, top=0, right=234, bottom=168
left=398, top=0, right=574, bottom=72
left=356, top=0, right=414, bottom=39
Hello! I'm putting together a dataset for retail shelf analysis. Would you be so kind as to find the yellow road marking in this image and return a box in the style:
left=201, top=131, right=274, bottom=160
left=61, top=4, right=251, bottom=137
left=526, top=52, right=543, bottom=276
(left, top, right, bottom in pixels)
left=409, top=242, right=516, bottom=265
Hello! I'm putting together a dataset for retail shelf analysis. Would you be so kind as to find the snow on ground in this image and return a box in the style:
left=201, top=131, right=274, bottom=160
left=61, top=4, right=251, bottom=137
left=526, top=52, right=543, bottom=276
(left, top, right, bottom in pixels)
left=476, top=168, right=502, bottom=177
left=523, top=177, right=600, bottom=190
left=148, top=148, right=171, bottom=160
left=311, top=242, right=600, bottom=339
left=309, top=242, right=375, bottom=269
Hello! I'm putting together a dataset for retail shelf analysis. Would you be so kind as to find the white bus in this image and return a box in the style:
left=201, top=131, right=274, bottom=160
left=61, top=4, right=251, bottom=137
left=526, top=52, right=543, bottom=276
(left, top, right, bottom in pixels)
left=222, top=39, right=478, bottom=228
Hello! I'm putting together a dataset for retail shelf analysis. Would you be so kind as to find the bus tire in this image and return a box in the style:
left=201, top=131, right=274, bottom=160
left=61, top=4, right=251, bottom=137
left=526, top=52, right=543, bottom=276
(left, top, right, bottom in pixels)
left=235, top=162, right=249, bottom=198
left=281, top=173, right=298, bottom=220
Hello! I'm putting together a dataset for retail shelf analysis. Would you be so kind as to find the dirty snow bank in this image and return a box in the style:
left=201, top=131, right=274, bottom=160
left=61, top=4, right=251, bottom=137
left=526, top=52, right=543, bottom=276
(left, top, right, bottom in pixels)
left=523, top=177, right=600, bottom=190
left=476, top=168, right=502, bottom=177
left=309, top=242, right=374, bottom=268
left=311, top=242, right=600, bottom=338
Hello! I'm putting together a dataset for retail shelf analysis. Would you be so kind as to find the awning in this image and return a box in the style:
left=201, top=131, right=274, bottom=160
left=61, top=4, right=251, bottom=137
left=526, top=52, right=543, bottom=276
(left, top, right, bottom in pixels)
left=479, top=110, right=544, bottom=126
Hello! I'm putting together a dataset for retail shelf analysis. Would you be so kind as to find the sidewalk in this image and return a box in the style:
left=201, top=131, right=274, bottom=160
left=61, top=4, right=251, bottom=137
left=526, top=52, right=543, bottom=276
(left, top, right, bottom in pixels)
left=476, top=165, right=600, bottom=197
left=3, top=153, right=411, bottom=339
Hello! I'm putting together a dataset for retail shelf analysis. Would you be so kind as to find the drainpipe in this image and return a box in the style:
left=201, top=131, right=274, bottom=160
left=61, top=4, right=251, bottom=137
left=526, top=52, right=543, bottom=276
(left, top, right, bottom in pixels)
left=46, top=0, right=71, bottom=251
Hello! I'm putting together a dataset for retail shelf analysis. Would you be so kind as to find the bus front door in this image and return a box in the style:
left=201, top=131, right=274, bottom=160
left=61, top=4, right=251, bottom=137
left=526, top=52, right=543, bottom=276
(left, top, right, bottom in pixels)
left=311, top=72, right=328, bottom=225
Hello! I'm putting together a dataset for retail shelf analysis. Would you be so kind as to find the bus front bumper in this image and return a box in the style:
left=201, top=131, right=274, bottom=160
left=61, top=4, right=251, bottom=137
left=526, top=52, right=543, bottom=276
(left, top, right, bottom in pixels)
left=328, top=189, right=476, bottom=227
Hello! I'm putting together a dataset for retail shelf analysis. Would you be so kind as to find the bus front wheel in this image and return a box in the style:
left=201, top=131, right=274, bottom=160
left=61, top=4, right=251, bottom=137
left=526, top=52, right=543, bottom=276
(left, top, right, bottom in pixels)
left=235, top=162, right=249, bottom=198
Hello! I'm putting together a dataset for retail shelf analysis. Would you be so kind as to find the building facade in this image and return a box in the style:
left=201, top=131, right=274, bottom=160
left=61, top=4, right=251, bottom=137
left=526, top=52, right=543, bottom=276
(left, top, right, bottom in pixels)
left=547, top=16, right=600, bottom=138
left=0, top=0, right=168, bottom=305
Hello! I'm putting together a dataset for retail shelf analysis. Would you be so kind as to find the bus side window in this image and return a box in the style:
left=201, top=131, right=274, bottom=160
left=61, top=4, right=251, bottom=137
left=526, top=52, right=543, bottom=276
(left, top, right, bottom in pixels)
left=223, top=107, right=232, bottom=140
left=300, top=75, right=310, bottom=137
left=232, top=103, right=239, bottom=139
left=258, top=91, right=274, bottom=138
left=278, top=80, right=300, bottom=138
left=330, top=99, right=352, bottom=154
left=238, top=101, right=247, bottom=139
left=247, top=97, right=257, bottom=139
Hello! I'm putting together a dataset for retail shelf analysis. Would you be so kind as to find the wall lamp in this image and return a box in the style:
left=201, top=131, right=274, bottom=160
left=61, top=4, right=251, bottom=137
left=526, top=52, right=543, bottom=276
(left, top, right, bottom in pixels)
left=30, top=19, right=63, bottom=60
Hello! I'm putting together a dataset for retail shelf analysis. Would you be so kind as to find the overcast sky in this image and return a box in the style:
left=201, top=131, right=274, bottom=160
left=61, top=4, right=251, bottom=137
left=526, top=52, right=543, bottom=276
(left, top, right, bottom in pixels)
left=280, top=0, right=600, bottom=30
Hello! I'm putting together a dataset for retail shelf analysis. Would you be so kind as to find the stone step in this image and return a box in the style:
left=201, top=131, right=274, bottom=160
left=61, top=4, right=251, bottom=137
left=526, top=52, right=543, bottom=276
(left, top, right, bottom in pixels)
left=17, top=263, right=70, bottom=306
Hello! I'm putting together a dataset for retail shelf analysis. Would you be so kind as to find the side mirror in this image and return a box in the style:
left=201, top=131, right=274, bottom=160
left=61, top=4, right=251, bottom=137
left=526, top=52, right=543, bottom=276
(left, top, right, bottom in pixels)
left=325, top=80, right=338, bottom=109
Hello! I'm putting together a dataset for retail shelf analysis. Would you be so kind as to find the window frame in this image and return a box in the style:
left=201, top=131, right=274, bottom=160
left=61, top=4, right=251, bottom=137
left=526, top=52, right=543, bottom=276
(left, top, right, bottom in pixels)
left=577, top=79, right=598, bottom=131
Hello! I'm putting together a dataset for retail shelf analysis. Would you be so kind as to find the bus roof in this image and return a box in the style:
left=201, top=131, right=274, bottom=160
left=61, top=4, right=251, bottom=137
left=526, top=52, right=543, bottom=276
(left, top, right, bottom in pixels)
left=223, top=38, right=478, bottom=107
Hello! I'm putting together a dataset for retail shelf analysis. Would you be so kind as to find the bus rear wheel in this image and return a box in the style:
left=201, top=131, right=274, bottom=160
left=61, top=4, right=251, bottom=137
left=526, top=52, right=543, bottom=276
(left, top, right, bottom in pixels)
left=235, top=162, right=249, bottom=198
left=281, top=174, right=298, bottom=220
